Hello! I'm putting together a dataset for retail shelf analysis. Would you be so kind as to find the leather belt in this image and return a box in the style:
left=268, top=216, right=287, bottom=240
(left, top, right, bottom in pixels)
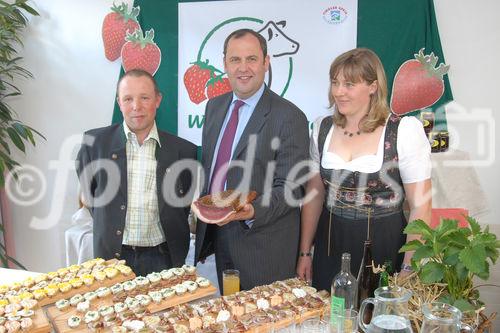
left=122, top=243, right=165, bottom=252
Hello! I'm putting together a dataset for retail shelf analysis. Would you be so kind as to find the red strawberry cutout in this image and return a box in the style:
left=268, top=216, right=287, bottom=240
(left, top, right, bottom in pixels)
left=102, top=2, right=140, bottom=61
left=207, top=74, right=232, bottom=99
left=121, top=29, right=161, bottom=76
left=183, top=60, right=222, bottom=104
left=390, top=48, right=450, bottom=115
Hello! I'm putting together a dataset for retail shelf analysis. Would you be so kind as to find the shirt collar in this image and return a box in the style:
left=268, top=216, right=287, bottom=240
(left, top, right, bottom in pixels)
left=231, top=82, right=265, bottom=108
left=123, top=121, right=161, bottom=147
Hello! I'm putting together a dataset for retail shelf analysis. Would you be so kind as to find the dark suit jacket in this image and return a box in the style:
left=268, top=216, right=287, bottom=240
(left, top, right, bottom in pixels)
left=76, top=123, right=197, bottom=266
left=195, top=86, right=309, bottom=288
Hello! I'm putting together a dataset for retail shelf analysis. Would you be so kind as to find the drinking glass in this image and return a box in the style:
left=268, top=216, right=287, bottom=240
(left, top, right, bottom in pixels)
left=222, top=269, right=240, bottom=296
left=301, top=316, right=322, bottom=332
left=331, top=309, right=358, bottom=333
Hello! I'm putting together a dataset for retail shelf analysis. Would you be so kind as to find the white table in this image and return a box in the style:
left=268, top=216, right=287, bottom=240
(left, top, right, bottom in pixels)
left=0, top=267, right=42, bottom=285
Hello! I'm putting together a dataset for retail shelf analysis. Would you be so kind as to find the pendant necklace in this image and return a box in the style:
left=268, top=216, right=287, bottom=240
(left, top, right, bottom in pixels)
left=343, top=129, right=361, bottom=137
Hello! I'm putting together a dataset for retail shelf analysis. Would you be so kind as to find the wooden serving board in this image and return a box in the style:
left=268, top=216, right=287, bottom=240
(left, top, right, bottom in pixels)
left=37, top=272, right=135, bottom=307
left=46, top=284, right=217, bottom=333
left=26, top=308, right=52, bottom=333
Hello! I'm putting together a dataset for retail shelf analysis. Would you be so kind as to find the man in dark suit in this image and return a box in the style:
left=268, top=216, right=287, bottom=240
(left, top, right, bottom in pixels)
left=194, top=29, right=309, bottom=290
left=77, top=69, right=197, bottom=276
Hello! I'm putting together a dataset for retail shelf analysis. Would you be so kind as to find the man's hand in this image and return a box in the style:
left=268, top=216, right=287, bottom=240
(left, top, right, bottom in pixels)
left=215, top=204, right=255, bottom=227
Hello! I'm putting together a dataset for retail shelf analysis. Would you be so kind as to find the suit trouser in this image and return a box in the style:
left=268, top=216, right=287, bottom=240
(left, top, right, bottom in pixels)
left=213, top=223, right=236, bottom=294
left=121, top=242, right=172, bottom=276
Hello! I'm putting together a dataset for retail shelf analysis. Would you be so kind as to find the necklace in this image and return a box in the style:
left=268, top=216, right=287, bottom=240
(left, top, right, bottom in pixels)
left=343, top=129, right=361, bottom=137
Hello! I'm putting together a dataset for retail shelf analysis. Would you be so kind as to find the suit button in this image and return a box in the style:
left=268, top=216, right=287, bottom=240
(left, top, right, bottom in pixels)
left=111, top=153, right=118, bottom=160
left=120, top=205, right=126, bottom=210
left=116, top=230, right=122, bottom=236
left=179, top=189, right=184, bottom=194
left=115, top=252, right=120, bottom=258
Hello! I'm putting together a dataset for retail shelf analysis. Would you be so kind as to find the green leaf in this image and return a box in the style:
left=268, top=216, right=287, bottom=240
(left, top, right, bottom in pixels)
left=438, top=293, right=455, bottom=305
left=453, top=298, right=476, bottom=313
left=17, top=1, right=40, bottom=16
left=435, top=218, right=458, bottom=238
left=404, top=219, right=433, bottom=238
left=399, top=239, right=423, bottom=252
left=6, top=126, right=25, bottom=151
left=12, top=122, right=28, bottom=139
left=459, top=245, right=486, bottom=274
left=476, top=264, right=489, bottom=280
left=454, top=262, right=469, bottom=281
left=0, top=137, right=11, bottom=154
left=449, top=230, right=469, bottom=247
left=413, top=245, right=434, bottom=261
left=419, top=261, right=445, bottom=283
left=26, top=129, right=35, bottom=145
left=466, top=216, right=481, bottom=235
left=443, top=246, right=461, bottom=265
left=485, top=246, right=499, bottom=264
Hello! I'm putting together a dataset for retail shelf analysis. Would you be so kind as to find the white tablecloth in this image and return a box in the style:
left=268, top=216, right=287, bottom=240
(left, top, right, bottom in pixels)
left=0, top=268, right=42, bottom=285
left=64, top=207, right=93, bottom=266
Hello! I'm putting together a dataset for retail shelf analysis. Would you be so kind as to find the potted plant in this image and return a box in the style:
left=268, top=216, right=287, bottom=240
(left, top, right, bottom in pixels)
left=400, top=215, right=500, bottom=313
left=0, top=0, right=43, bottom=268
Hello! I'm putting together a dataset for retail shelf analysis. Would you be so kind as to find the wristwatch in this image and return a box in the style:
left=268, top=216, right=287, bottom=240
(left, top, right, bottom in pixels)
left=401, top=263, right=413, bottom=272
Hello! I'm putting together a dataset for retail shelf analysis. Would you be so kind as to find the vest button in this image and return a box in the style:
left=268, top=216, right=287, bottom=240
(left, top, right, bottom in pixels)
left=115, top=252, right=120, bottom=258
left=120, top=205, right=126, bottom=210
left=116, top=230, right=122, bottom=236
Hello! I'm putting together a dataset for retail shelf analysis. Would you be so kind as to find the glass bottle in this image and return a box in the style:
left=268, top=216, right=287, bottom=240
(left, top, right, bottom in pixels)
left=331, top=252, right=358, bottom=325
left=357, top=240, right=379, bottom=305
left=357, top=240, right=379, bottom=324
left=379, top=259, right=393, bottom=288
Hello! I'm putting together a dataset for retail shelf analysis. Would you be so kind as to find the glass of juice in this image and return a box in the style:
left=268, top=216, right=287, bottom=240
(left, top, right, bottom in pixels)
left=222, top=269, right=240, bottom=296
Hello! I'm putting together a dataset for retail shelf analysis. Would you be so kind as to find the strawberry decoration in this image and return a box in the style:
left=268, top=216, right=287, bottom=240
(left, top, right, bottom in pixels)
left=390, top=48, right=450, bottom=115
left=121, top=29, right=162, bottom=76
left=206, top=74, right=232, bottom=99
left=183, top=60, right=222, bottom=104
left=102, top=2, right=140, bottom=61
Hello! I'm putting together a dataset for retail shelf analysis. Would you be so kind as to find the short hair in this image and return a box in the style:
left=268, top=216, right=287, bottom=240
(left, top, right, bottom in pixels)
left=116, top=68, right=161, bottom=97
left=223, top=28, right=268, bottom=59
left=328, top=48, right=390, bottom=132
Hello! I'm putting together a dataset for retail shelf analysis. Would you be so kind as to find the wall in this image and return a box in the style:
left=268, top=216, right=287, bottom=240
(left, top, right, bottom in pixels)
left=6, top=0, right=131, bottom=271
left=5, top=0, right=499, bottom=282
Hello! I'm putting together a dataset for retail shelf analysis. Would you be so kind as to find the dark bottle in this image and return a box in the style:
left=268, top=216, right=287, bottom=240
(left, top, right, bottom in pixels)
left=379, top=259, right=393, bottom=288
left=357, top=240, right=379, bottom=325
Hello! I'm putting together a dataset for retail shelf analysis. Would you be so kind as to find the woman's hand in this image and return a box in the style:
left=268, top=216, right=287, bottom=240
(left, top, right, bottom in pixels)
left=296, top=256, right=313, bottom=284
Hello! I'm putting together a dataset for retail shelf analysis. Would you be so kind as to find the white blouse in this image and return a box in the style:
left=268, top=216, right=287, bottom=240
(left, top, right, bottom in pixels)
left=310, top=115, right=431, bottom=184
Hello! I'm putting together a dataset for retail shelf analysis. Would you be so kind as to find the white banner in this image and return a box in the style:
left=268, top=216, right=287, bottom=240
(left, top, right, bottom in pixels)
left=178, top=0, right=357, bottom=145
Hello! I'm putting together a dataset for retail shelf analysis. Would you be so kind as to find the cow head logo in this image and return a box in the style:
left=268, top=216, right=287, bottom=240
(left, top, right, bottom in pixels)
left=183, top=17, right=300, bottom=105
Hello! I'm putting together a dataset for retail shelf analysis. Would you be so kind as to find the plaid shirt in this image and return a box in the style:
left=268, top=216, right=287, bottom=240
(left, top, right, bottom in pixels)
left=122, top=122, right=166, bottom=246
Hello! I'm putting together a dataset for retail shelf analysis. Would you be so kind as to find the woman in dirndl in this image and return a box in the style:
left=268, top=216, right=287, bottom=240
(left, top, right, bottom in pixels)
left=296, top=48, right=432, bottom=291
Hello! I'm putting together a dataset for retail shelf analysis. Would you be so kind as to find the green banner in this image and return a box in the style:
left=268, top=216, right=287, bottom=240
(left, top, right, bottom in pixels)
left=112, top=0, right=452, bottom=134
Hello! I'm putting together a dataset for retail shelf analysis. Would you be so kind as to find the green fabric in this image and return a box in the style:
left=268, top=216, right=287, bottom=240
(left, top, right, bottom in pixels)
left=112, top=0, right=452, bottom=132
left=112, top=0, right=179, bottom=135
left=357, top=0, right=452, bottom=129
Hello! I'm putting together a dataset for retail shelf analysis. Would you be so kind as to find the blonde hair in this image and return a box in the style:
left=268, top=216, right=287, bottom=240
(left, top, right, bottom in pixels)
left=328, top=48, right=390, bottom=132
